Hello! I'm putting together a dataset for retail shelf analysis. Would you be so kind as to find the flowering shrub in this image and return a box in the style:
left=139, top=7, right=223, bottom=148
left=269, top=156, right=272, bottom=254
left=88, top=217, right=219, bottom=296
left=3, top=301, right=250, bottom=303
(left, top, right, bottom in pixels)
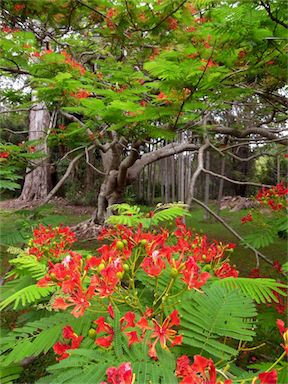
left=0, top=207, right=287, bottom=383
left=241, top=183, right=288, bottom=250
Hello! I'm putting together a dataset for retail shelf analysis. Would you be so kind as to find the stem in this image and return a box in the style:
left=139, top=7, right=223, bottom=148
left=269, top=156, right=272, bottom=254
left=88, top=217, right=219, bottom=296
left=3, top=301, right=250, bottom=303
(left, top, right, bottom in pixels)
left=153, top=277, right=176, bottom=311
left=266, top=351, right=286, bottom=372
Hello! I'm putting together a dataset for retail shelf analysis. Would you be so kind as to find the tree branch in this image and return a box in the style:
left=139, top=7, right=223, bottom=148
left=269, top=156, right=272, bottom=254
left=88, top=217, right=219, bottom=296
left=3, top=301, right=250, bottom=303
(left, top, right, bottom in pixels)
left=260, top=0, right=288, bottom=29
left=127, top=141, right=199, bottom=182
left=186, top=139, right=210, bottom=206
left=41, top=145, right=95, bottom=205
left=202, top=168, right=272, bottom=188
left=190, top=197, right=275, bottom=268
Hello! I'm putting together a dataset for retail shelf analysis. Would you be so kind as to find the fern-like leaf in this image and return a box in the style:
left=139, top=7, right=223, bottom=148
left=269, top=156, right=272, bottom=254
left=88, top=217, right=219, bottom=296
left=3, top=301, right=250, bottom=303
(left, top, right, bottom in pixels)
left=0, top=364, right=23, bottom=384
left=214, top=278, right=287, bottom=304
left=0, top=284, right=54, bottom=311
left=178, top=284, right=257, bottom=360
left=7, top=255, right=47, bottom=280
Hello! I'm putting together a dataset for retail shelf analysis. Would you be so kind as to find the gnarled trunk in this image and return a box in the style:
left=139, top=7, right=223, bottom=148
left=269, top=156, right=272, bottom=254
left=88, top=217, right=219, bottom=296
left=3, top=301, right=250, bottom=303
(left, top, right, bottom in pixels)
left=19, top=101, right=51, bottom=201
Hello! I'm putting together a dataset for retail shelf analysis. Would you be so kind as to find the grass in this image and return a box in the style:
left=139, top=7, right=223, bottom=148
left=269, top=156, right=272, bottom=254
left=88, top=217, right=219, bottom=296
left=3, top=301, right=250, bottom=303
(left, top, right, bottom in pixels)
left=186, top=205, right=287, bottom=278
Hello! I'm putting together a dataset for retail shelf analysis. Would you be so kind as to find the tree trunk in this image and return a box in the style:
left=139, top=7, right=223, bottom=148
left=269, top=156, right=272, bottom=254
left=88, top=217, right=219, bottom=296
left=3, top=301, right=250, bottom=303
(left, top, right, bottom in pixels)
left=19, top=101, right=51, bottom=201
left=217, top=157, right=226, bottom=215
left=203, top=151, right=210, bottom=221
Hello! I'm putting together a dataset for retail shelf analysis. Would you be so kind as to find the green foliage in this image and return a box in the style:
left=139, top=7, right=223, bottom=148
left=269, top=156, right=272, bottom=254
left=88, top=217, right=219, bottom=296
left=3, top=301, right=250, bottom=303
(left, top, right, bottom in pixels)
left=177, top=284, right=257, bottom=359
left=242, top=216, right=288, bottom=249
left=36, top=340, right=177, bottom=384
left=0, top=364, right=23, bottom=384
left=107, top=203, right=188, bottom=228
left=1, top=311, right=96, bottom=366
left=0, top=284, right=54, bottom=311
left=214, top=277, right=287, bottom=304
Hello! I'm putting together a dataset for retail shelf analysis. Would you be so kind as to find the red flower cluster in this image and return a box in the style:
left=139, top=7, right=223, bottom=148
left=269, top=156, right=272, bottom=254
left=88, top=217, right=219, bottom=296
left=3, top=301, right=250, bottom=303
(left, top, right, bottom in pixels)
left=70, top=90, right=91, bottom=99
left=256, top=182, right=288, bottom=211
left=14, top=4, right=25, bottom=12
left=101, top=362, right=134, bottom=384
left=28, top=224, right=76, bottom=260
left=167, top=17, right=178, bottom=30
left=106, top=8, right=117, bottom=30
left=0, top=152, right=9, bottom=159
left=53, top=325, right=83, bottom=360
left=241, top=213, right=253, bottom=224
left=176, top=354, right=232, bottom=384
left=35, top=220, right=238, bottom=318
left=61, top=50, right=86, bottom=75
left=93, top=309, right=182, bottom=360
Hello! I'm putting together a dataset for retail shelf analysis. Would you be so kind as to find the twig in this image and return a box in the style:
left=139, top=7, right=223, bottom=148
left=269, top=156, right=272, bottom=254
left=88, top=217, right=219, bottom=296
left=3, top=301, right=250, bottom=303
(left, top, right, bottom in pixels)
left=85, top=147, right=106, bottom=175
left=202, top=168, right=272, bottom=188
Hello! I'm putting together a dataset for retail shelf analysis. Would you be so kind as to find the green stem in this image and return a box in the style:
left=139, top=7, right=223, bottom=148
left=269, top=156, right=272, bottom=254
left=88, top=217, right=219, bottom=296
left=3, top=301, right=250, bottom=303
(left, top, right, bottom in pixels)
left=153, top=277, right=176, bottom=311
left=265, top=350, right=286, bottom=372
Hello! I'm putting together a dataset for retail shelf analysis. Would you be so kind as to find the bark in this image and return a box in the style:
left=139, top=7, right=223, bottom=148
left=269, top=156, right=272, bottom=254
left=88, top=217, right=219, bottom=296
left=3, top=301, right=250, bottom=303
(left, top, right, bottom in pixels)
left=19, top=101, right=51, bottom=201
left=217, top=157, right=226, bottom=215
left=203, top=151, right=210, bottom=221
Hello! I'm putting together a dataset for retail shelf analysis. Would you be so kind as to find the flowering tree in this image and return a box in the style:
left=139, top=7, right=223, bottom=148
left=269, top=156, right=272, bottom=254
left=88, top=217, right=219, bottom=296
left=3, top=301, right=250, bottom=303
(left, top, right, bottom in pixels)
left=0, top=0, right=287, bottom=222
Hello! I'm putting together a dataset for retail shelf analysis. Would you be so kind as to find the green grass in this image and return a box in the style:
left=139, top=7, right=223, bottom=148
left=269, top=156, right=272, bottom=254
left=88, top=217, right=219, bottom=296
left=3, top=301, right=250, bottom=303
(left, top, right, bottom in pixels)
left=186, top=206, right=287, bottom=278
left=0, top=203, right=90, bottom=274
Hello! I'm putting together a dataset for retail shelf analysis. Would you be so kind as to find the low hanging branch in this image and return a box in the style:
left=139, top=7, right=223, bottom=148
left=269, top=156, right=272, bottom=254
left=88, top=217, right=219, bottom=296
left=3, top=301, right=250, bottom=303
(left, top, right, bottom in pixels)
left=202, top=168, right=273, bottom=188
left=189, top=197, right=278, bottom=270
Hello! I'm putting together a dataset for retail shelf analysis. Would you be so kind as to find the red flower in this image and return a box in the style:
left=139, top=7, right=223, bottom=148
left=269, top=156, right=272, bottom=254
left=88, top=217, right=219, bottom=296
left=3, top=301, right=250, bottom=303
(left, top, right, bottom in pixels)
left=142, top=250, right=166, bottom=277
left=273, top=260, right=282, bottom=273
left=176, top=354, right=218, bottom=384
left=186, top=26, right=197, bottom=32
left=126, top=331, right=139, bottom=347
left=276, top=319, right=288, bottom=354
left=28, top=146, right=36, bottom=153
left=94, top=316, right=114, bottom=348
left=120, top=312, right=136, bottom=331
left=167, top=17, right=178, bottom=30
left=148, top=310, right=182, bottom=359
left=181, top=257, right=210, bottom=289
left=105, top=362, right=134, bottom=384
left=71, top=90, right=91, bottom=99
left=0, top=152, right=9, bottom=158
left=53, top=326, right=83, bottom=360
left=249, top=268, right=261, bottom=278
left=157, top=92, right=168, bottom=100
left=214, top=262, right=239, bottom=279
left=108, top=304, right=115, bottom=319
left=14, top=4, right=25, bottom=12
left=258, top=370, right=277, bottom=384
left=241, top=213, right=253, bottom=224
left=2, top=26, right=13, bottom=33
